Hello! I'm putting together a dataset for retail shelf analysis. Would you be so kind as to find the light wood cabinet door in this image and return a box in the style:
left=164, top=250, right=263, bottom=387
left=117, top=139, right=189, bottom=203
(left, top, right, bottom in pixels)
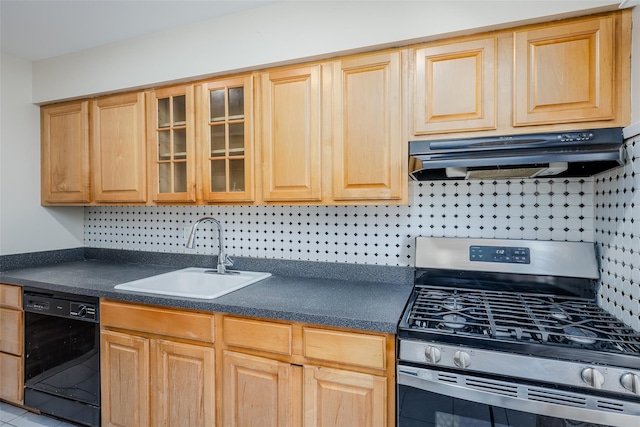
left=414, top=37, right=496, bottom=134
left=0, top=352, right=23, bottom=404
left=92, top=92, right=147, bottom=203
left=147, top=85, right=196, bottom=203
left=0, top=284, right=21, bottom=308
left=514, top=15, right=615, bottom=126
left=304, top=365, right=387, bottom=427
left=332, top=51, right=404, bottom=201
left=0, top=307, right=23, bottom=356
left=41, top=101, right=91, bottom=204
left=259, top=65, right=322, bottom=202
left=153, top=340, right=215, bottom=427
left=101, top=330, right=150, bottom=427
left=198, top=76, right=255, bottom=202
left=223, top=351, right=299, bottom=427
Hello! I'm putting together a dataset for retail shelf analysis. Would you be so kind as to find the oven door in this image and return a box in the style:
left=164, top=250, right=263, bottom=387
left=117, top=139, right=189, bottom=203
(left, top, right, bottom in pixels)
left=398, top=364, right=640, bottom=427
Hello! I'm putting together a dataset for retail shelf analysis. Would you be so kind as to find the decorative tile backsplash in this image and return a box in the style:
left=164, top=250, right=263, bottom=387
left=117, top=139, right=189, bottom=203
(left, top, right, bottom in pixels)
left=595, top=134, right=640, bottom=331
left=85, top=178, right=595, bottom=267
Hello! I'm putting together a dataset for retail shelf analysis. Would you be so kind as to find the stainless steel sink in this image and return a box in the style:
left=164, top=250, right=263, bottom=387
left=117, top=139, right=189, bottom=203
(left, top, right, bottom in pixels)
left=114, top=267, right=271, bottom=299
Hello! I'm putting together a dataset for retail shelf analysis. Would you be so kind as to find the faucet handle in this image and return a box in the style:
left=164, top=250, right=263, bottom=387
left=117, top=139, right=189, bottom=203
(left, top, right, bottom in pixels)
left=222, top=254, right=233, bottom=267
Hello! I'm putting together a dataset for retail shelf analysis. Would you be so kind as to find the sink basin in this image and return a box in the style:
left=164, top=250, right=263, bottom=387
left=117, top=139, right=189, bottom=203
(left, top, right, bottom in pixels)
left=114, top=268, right=271, bottom=299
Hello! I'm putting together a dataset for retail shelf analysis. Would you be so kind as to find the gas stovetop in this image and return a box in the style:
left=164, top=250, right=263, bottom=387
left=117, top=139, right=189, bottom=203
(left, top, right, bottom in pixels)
left=399, top=237, right=640, bottom=370
left=399, top=284, right=640, bottom=368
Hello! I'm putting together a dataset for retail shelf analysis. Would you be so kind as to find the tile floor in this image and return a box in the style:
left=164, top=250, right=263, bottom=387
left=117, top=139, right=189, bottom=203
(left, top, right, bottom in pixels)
left=0, top=402, right=77, bottom=427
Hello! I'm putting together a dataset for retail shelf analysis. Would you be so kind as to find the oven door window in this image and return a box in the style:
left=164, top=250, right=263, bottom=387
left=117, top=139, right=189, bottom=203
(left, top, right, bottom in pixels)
left=398, top=384, right=613, bottom=427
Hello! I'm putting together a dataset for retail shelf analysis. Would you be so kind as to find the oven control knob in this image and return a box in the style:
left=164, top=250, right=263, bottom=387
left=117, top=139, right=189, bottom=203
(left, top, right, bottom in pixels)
left=453, top=351, right=471, bottom=369
left=581, top=367, right=605, bottom=389
left=424, top=346, right=441, bottom=364
left=620, top=373, right=640, bottom=395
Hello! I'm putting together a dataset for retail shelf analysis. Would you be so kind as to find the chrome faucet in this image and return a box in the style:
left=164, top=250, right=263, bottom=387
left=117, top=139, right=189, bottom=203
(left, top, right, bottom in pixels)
left=186, top=217, right=234, bottom=274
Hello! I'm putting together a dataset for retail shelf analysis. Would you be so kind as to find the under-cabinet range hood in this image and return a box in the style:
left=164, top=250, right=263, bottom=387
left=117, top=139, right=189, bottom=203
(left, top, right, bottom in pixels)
left=409, top=127, right=625, bottom=180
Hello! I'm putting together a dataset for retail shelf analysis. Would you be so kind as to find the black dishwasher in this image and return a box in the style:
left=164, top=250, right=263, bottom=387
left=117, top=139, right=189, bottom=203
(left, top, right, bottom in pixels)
left=23, top=288, right=100, bottom=427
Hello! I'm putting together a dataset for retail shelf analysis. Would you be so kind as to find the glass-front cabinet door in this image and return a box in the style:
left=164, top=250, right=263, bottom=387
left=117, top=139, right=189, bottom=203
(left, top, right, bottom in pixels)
left=198, top=75, right=254, bottom=203
left=147, top=85, right=196, bottom=202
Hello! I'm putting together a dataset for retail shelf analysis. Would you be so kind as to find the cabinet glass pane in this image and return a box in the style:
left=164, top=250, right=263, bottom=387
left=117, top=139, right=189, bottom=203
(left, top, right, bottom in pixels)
left=210, top=89, right=225, bottom=122
left=228, top=87, right=244, bottom=119
left=159, top=163, right=171, bottom=193
left=228, top=123, right=245, bottom=155
left=158, top=131, right=171, bottom=160
left=229, top=159, right=245, bottom=192
left=158, top=98, right=170, bottom=128
left=174, top=129, right=186, bottom=160
left=210, top=160, right=226, bottom=192
left=173, top=95, right=186, bottom=125
left=210, top=124, right=225, bottom=157
left=174, top=162, right=187, bottom=193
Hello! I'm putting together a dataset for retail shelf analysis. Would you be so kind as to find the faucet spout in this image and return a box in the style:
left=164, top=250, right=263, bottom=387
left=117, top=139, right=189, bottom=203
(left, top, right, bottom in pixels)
left=186, top=217, right=233, bottom=273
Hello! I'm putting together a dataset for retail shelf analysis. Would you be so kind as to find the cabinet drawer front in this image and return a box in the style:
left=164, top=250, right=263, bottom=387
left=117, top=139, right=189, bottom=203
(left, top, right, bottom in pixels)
left=101, top=301, right=215, bottom=343
left=0, top=352, right=23, bottom=404
left=303, top=328, right=386, bottom=370
left=0, top=284, right=21, bottom=308
left=223, top=317, right=292, bottom=356
left=0, top=308, right=23, bottom=355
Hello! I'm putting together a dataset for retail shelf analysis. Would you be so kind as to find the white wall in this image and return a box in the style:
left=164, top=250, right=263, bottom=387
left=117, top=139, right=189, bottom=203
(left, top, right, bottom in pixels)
left=32, top=0, right=620, bottom=104
left=0, top=52, right=84, bottom=256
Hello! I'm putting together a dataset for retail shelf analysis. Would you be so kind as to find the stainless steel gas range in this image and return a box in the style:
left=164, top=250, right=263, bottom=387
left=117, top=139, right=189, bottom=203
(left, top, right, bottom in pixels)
left=397, top=237, right=640, bottom=427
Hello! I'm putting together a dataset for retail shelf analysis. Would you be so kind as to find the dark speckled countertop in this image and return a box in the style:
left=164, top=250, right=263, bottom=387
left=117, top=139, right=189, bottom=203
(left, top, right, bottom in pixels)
left=0, top=250, right=414, bottom=333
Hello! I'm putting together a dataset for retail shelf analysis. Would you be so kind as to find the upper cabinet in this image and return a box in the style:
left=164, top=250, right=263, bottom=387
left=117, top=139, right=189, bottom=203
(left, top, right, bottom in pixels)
left=332, top=51, right=405, bottom=201
left=411, top=10, right=630, bottom=139
left=258, top=65, right=323, bottom=202
left=41, top=100, right=91, bottom=204
left=413, top=36, right=497, bottom=135
left=198, top=75, right=255, bottom=203
left=40, top=10, right=630, bottom=206
left=92, top=92, right=147, bottom=203
left=147, top=85, right=196, bottom=203
left=513, top=15, right=615, bottom=126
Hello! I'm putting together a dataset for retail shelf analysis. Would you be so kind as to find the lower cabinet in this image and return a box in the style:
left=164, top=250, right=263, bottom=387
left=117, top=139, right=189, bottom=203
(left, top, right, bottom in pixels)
left=100, top=301, right=395, bottom=427
left=0, top=284, right=23, bottom=405
left=100, top=301, right=216, bottom=427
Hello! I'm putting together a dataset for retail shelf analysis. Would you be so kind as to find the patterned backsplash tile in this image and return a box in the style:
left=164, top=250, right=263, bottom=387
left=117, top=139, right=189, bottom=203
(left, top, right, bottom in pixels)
left=595, top=134, right=640, bottom=331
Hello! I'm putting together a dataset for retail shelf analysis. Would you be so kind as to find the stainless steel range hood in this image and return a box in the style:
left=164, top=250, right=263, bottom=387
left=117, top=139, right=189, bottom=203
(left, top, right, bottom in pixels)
left=409, top=128, right=625, bottom=180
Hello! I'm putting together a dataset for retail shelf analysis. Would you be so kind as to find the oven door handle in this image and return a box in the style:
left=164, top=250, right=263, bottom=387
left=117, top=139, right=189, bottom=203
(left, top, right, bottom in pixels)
left=398, top=365, right=640, bottom=427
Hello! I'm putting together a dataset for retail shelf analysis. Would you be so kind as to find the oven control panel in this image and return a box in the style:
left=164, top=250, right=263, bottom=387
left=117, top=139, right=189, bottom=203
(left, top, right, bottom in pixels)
left=469, top=245, right=530, bottom=264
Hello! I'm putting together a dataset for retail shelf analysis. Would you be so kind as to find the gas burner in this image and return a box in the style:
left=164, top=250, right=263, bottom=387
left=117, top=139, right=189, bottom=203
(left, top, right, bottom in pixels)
left=443, top=297, right=464, bottom=311
left=549, top=306, right=570, bottom=320
left=564, top=326, right=598, bottom=345
left=441, top=314, right=467, bottom=330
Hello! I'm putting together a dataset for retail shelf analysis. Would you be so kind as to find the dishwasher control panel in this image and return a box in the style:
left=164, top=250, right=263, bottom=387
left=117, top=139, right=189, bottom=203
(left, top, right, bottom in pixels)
left=23, top=289, right=99, bottom=322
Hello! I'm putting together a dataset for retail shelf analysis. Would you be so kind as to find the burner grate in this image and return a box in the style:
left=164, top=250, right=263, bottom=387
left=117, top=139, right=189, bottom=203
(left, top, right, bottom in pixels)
left=407, top=285, right=640, bottom=354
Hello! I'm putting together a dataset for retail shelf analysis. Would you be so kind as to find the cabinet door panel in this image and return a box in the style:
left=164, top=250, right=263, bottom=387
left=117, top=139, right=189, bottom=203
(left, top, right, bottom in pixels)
left=0, top=352, right=23, bottom=404
left=332, top=52, right=404, bottom=201
left=514, top=16, right=614, bottom=125
left=414, top=37, right=496, bottom=134
left=304, top=365, right=387, bottom=427
left=147, top=85, right=196, bottom=203
left=199, top=76, right=254, bottom=202
left=92, top=92, right=147, bottom=203
left=41, top=101, right=91, bottom=204
left=101, top=330, right=149, bottom=427
left=153, top=340, right=215, bottom=427
left=223, top=351, right=297, bottom=427
left=0, top=308, right=23, bottom=355
left=260, top=66, right=322, bottom=201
